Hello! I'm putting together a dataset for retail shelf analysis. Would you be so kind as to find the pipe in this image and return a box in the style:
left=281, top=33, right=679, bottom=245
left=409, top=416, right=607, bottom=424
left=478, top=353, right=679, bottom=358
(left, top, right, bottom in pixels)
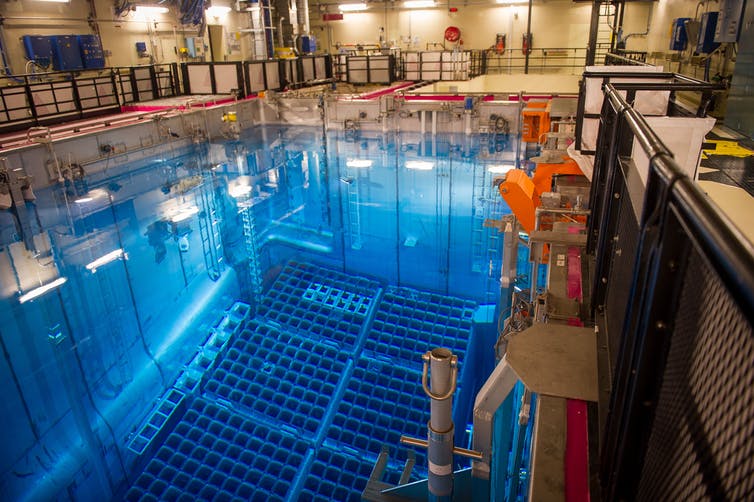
left=296, top=0, right=310, bottom=34
left=400, top=436, right=483, bottom=460
left=471, top=355, right=519, bottom=480
left=422, top=348, right=458, bottom=500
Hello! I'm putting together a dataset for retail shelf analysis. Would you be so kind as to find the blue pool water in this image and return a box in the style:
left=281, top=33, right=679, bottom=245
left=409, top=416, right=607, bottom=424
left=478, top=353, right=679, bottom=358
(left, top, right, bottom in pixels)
left=0, top=126, right=519, bottom=500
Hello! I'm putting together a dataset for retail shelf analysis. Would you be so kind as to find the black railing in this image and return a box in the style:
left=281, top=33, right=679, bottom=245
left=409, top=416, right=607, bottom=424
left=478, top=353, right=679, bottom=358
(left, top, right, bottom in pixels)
left=593, top=83, right=754, bottom=500
left=112, top=64, right=179, bottom=103
left=0, top=69, right=122, bottom=134
left=575, top=70, right=722, bottom=156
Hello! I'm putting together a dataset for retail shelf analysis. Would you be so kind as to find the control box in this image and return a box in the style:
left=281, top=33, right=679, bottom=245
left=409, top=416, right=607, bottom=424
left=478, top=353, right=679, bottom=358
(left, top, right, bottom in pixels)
left=22, top=35, right=54, bottom=68
left=50, top=35, right=84, bottom=71
left=670, top=18, right=691, bottom=51
left=77, top=34, right=105, bottom=69
left=300, top=35, right=316, bottom=54
left=697, top=12, right=720, bottom=53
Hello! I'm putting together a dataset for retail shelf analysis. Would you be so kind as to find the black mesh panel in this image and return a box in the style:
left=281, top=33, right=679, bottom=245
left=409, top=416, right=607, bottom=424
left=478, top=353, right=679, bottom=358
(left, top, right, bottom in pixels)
left=604, top=183, right=640, bottom=371
left=636, top=248, right=754, bottom=500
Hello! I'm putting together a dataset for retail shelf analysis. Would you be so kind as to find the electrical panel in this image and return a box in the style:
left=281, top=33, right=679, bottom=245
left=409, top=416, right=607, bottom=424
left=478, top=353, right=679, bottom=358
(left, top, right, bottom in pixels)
left=670, top=18, right=691, bottom=51
left=22, top=35, right=54, bottom=68
left=50, top=35, right=84, bottom=71
left=715, top=0, right=745, bottom=42
left=77, top=34, right=105, bottom=69
left=697, top=12, right=720, bottom=54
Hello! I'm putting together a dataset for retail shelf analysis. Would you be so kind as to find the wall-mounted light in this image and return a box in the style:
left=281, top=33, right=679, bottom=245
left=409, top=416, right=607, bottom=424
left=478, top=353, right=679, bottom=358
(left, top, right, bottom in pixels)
left=404, top=0, right=435, bottom=8
left=339, top=3, right=368, bottom=11
left=487, top=163, right=516, bottom=174
left=86, top=249, right=126, bottom=273
left=346, top=159, right=373, bottom=168
left=135, top=5, right=169, bottom=15
left=206, top=5, right=232, bottom=17
left=405, top=160, right=434, bottom=170
left=18, top=277, right=67, bottom=304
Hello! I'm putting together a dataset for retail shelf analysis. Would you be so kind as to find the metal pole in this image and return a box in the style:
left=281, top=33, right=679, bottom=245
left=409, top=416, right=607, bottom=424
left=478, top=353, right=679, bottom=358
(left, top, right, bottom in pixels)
left=422, top=348, right=458, bottom=500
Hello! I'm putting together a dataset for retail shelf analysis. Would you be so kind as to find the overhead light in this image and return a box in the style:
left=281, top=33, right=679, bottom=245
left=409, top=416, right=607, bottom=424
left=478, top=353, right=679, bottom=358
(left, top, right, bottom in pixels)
left=339, top=3, right=368, bottom=11
left=171, top=205, right=200, bottom=223
left=19, top=277, right=67, bottom=304
left=405, top=160, right=434, bottom=170
left=86, top=249, right=126, bottom=273
left=74, top=196, right=93, bottom=204
left=404, top=0, right=435, bottom=8
left=487, top=164, right=516, bottom=174
left=35, top=0, right=70, bottom=3
left=346, top=159, right=373, bottom=168
left=229, top=184, right=252, bottom=198
left=206, top=5, right=232, bottom=16
left=135, top=5, right=169, bottom=15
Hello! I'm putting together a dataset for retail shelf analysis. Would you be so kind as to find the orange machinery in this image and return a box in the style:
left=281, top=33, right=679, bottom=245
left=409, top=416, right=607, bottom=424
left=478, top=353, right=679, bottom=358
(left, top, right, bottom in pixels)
left=497, top=155, right=584, bottom=233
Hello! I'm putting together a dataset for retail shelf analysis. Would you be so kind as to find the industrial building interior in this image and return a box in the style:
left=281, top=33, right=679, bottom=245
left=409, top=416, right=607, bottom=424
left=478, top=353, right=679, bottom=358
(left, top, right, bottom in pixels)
left=0, top=0, right=752, bottom=500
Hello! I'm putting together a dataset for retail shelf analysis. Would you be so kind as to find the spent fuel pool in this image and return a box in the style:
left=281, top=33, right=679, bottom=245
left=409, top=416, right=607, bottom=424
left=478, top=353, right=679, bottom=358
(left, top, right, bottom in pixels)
left=0, top=124, right=514, bottom=501
left=122, top=126, right=511, bottom=500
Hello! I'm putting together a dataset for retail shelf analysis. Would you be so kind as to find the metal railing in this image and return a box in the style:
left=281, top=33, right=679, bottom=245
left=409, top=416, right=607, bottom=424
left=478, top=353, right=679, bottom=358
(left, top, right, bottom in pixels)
left=575, top=70, right=722, bottom=156
left=0, top=69, right=122, bottom=134
left=112, top=64, right=179, bottom=104
left=592, top=83, right=754, bottom=500
left=484, top=47, right=588, bottom=75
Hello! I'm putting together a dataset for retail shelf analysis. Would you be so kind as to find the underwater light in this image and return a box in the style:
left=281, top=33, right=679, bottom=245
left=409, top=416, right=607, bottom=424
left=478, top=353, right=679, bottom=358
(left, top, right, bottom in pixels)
left=346, top=159, right=373, bottom=168
left=339, top=3, right=368, bottom=11
left=74, top=196, right=94, bottom=203
left=405, top=160, right=435, bottom=170
left=229, top=184, right=252, bottom=198
left=86, top=249, right=126, bottom=273
left=18, top=277, right=68, bottom=304
left=487, top=164, right=516, bottom=174
left=171, top=205, right=200, bottom=223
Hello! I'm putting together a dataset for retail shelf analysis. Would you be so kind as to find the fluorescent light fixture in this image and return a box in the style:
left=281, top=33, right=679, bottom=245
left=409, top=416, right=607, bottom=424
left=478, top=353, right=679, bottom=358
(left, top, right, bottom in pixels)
left=36, top=0, right=70, bottom=3
left=228, top=184, right=252, bottom=198
left=171, top=205, right=200, bottom=223
left=487, top=164, right=516, bottom=174
left=405, top=160, right=434, bottom=170
left=86, top=249, right=126, bottom=273
left=74, top=196, right=94, bottom=204
left=339, top=3, right=368, bottom=11
left=19, top=277, right=67, bottom=304
left=206, top=5, right=231, bottom=16
left=346, top=159, right=373, bottom=168
left=496, top=0, right=528, bottom=3
left=404, top=0, right=435, bottom=8
left=135, top=5, right=169, bottom=14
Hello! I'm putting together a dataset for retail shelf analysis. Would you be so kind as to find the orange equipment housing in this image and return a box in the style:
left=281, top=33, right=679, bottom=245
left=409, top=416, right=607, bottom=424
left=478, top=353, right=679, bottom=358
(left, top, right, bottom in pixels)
left=497, top=155, right=585, bottom=233
left=521, top=101, right=551, bottom=143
